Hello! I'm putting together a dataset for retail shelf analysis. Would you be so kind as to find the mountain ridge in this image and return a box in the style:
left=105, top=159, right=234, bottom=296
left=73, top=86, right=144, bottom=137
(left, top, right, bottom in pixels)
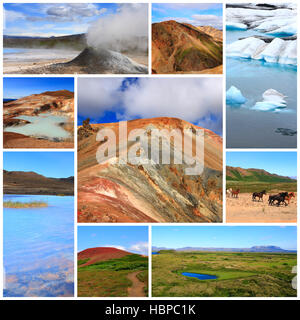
left=226, top=166, right=296, bottom=183
left=152, top=245, right=296, bottom=253
left=3, top=170, right=74, bottom=195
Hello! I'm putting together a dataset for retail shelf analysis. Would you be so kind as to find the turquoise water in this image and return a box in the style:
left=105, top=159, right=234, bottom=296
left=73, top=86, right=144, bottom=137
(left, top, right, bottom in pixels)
left=226, top=29, right=297, bottom=148
left=3, top=48, right=25, bottom=54
left=182, top=272, right=217, bottom=280
left=3, top=195, right=74, bottom=297
left=4, top=113, right=71, bottom=140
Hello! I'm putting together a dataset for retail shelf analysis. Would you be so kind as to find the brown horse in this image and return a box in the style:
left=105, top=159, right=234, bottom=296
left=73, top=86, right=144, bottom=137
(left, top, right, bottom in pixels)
left=285, top=192, right=295, bottom=205
left=231, top=189, right=240, bottom=198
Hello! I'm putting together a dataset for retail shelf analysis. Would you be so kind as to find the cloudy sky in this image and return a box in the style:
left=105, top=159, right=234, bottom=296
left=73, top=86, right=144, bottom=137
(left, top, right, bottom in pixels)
left=78, top=78, right=223, bottom=135
left=3, top=3, right=145, bottom=37
left=152, top=3, right=223, bottom=29
left=78, top=226, right=148, bottom=255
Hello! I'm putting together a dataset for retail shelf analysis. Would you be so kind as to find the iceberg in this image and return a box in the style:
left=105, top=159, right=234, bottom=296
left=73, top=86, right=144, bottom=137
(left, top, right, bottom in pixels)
left=227, top=37, right=297, bottom=66
left=226, top=86, right=247, bottom=105
left=252, top=89, right=287, bottom=111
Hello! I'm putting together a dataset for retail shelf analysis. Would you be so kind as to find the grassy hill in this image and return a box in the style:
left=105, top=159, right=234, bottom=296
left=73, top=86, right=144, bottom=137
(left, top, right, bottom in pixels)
left=78, top=253, right=148, bottom=297
left=226, top=166, right=296, bottom=193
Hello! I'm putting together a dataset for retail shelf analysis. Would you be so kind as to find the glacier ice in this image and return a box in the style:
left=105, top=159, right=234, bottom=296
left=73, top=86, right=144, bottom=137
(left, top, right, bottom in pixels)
left=226, top=86, right=247, bottom=105
left=226, top=22, right=247, bottom=30
left=226, top=6, right=297, bottom=35
left=227, top=37, right=297, bottom=65
left=252, top=89, right=287, bottom=111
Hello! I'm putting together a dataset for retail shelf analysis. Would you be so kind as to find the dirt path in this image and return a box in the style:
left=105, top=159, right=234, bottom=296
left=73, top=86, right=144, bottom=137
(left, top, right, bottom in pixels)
left=226, top=192, right=297, bottom=223
left=127, top=271, right=145, bottom=297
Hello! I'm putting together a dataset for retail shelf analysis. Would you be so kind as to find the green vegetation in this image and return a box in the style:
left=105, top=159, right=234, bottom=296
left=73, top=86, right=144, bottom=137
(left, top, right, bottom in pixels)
left=152, top=251, right=296, bottom=297
left=78, top=255, right=148, bottom=297
left=226, top=181, right=297, bottom=193
left=227, top=169, right=294, bottom=183
left=78, top=258, right=90, bottom=266
left=3, top=201, right=48, bottom=208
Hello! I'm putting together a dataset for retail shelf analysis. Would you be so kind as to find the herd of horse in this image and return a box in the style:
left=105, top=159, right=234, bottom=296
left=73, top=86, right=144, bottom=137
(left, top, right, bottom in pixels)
left=226, top=188, right=295, bottom=206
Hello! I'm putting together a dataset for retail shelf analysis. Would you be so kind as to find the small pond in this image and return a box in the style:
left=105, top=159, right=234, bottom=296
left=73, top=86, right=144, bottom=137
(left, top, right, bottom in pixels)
left=182, top=272, right=217, bottom=280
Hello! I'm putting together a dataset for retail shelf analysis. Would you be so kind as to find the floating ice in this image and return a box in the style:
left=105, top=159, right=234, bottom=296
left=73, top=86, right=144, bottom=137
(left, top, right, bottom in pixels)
left=226, top=22, right=247, bottom=30
left=226, top=86, right=247, bottom=105
left=252, top=89, right=287, bottom=111
left=227, top=37, right=297, bottom=65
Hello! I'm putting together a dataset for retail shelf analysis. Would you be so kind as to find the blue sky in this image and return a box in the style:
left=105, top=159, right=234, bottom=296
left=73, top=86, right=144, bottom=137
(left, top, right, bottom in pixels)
left=227, top=152, right=297, bottom=177
left=152, top=226, right=297, bottom=250
left=4, top=152, right=74, bottom=178
left=4, top=77, right=74, bottom=99
left=78, top=226, right=148, bottom=255
left=78, top=77, right=223, bottom=135
left=152, top=3, right=223, bottom=29
left=3, top=3, right=120, bottom=36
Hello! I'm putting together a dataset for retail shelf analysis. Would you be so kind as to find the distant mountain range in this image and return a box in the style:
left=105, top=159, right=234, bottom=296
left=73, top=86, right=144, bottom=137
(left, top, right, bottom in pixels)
left=3, top=170, right=74, bottom=195
left=226, top=166, right=296, bottom=183
left=152, top=246, right=296, bottom=253
left=3, top=33, right=86, bottom=51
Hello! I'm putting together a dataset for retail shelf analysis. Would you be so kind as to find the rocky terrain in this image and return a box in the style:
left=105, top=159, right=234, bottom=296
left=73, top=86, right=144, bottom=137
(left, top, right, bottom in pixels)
left=78, top=247, right=133, bottom=267
left=78, top=117, right=222, bottom=223
left=3, top=90, right=74, bottom=148
left=3, top=170, right=74, bottom=195
left=152, top=20, right=223, bottom=74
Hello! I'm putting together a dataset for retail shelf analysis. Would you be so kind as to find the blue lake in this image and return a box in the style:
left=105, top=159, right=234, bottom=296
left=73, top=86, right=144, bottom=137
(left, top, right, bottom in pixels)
left=182, top=272, right=217, bottom=280
left=3, top=194, right=74, bottom=297
left=226, top=29, right=297, bottom=148
left=4, top=113, right=71, bottom=141
left=152, top=252, right=160, bottom=255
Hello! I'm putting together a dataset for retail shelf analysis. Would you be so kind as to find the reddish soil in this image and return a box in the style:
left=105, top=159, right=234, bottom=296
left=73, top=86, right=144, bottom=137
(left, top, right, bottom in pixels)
left=78, top=247, right=133, bottom=267
left=4, top=132, right=73, bottom=149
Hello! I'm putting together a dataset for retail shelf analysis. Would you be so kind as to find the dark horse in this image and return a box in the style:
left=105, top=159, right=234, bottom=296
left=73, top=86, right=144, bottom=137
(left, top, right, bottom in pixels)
left=269, top=192, right=289, bottom=206
left=252, top=190, right=266, bottom=202
left=231, top=189, right=240, bottom=198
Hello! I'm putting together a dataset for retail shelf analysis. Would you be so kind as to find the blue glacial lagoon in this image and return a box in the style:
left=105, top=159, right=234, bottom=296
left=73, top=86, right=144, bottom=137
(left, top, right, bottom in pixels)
left=3, top=195, right=74, bottom=297
left=182, top=272, right=217, bottom=280
left=226, top=29, right=297, bottom=148
left=4, top=114, right=71, bottom=141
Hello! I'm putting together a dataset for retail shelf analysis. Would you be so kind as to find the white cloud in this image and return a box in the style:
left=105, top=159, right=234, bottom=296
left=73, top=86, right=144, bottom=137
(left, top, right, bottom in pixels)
left=103, top=245, right=126, bottom=251
left=45, top=3, right=105, bottom=21
left=78, top=78, right=123, bottom=118
left=129, top=242, right=148, bottom=255
left=78, top=78, right=223, bottom=134
left=4, top=9, right=25, bottom=25
left=122, top=78, right=222, bottom=124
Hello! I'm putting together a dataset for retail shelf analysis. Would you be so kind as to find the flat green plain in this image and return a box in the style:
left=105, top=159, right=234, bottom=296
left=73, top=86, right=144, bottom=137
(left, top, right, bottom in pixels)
left=152, top=251, right=296, bottom=297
